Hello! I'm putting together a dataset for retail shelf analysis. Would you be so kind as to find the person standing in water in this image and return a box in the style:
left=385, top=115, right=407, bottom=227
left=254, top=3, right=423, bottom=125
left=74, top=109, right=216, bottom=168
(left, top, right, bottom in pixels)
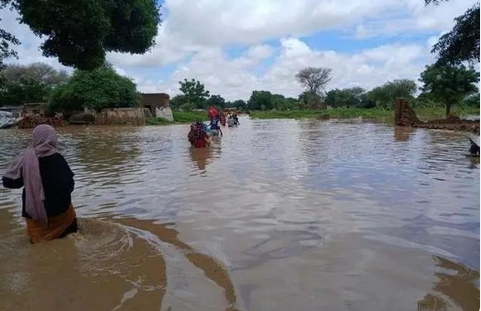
left=2, top=124, right=77, bottom=244
left=188, top=122, right=211, bottom=148
left=209, top=116, right=223, bottom=137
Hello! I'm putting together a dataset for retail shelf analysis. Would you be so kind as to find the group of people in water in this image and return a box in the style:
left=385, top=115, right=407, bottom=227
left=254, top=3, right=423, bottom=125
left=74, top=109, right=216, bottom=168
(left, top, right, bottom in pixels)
left=188, top=107, right=240, bottom=148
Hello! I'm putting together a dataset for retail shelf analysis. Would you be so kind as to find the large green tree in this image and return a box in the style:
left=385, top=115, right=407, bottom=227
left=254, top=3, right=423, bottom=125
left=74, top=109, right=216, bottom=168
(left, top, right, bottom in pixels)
left=0, top=62, right=68, bottom=106
left=425, top=0, right=480, bottom=65
left=48, top=63, right=139, bottom=117
left=366, top=79, right=417, bottom=109
left=325, top=87, right=365, bottom=108
left=419, top=64, right=479, bottom=116
left=178, top=78, right=210, bottom=109
left=1, top=0, right=161, bottom=70
left=247, top=90, right=275, bottom=110
left=205, top=94, right=225, bottom=109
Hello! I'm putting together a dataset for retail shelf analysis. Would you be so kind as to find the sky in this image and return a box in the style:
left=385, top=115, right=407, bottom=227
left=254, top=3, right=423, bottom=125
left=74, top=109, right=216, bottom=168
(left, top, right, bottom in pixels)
left=0, top=0, right=478, bottom=101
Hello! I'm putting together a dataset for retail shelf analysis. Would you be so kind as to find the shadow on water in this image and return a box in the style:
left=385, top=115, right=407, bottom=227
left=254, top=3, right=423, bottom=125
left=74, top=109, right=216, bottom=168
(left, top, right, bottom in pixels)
left=0, top=216, right=243, bottom=311
left=418, top=256, right=480, bottom=311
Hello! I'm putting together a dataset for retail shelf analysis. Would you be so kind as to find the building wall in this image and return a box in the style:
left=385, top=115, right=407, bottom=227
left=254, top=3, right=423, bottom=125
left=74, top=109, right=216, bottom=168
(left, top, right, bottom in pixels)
left=155, top=106, right=174, bottom=121
left=94, top=107, right=147, bottom=125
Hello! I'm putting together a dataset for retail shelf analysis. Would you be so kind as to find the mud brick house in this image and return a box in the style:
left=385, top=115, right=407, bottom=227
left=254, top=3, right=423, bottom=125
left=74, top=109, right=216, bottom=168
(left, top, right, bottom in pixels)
left=140, top=93, right=173, bottom=121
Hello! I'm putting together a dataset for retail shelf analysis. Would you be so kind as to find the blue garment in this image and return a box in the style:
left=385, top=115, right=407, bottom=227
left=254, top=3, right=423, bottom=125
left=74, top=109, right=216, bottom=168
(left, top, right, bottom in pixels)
left=210, top=118, right=220, bottom=130
left=202, top=123, right=211, bottom=134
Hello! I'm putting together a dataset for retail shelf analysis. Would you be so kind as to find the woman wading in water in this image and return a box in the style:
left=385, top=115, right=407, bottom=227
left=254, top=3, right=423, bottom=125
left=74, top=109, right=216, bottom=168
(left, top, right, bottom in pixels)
left=2, top=124, right=78, bottom=243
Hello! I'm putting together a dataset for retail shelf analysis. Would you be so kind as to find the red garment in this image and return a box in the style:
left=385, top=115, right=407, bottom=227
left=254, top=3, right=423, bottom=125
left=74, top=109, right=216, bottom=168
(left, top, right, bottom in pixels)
left=207, top=107, right=219, bottom=119
left=194, top=137, right=208, bottom=148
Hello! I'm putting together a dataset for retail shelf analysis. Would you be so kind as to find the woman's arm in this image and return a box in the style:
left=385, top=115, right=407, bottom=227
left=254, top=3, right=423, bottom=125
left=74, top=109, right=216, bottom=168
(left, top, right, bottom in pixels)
left=2, top=176, right=24, bottom=189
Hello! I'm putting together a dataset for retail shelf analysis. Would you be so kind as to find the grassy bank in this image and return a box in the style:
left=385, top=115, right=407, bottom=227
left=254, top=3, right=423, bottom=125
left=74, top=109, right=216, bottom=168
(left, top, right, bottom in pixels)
left=250, top=107, right=480, bottom=120
left=146, top=111, right=206, bottom=125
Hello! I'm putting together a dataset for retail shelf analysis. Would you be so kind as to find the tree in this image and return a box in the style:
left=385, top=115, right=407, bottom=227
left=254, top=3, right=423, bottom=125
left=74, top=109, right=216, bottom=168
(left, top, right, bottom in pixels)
left=178, top=79, right=210, bottom=109
left=1, top=62, right=69, bottom=86
left=0, top=18, right=20, bottom=71
left=48, top=63, right=140, bottom=117
left=231, top=99, right=247, bottom=111
left=1, top=0, right=161, bottom=70
left=247, top=90, right=274, bottom=110
left=366, top=79, right=417, bottom=109
left=205, top=94, right=225, bottom=109
left=0, top=62, right=69, bottom=106
left=0, top=77, right=49, bottom=106
left=295, top=67, right=332, bottom=95
left=419, top=64, right=479, bottom=116
left=425, top=0, right=479, bottom=65
left=325, top=87, right=365, bottom=108
left=464, top=93, right=480, bottom=107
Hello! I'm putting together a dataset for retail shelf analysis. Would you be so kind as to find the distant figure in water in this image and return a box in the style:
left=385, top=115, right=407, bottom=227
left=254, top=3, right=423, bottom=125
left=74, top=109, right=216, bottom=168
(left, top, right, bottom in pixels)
left=209, top=116, right=223, bottom=137
left=233, top=113, right=240, bottom=125
left=227, top=116, right=235, bottom=127
left=220, top=112, right=226, bottom=126
left=2, top=124, right=77, bottom=244
left=469, top=138, right=480, bottom=155
left=188, top=122, right=211, bottom=148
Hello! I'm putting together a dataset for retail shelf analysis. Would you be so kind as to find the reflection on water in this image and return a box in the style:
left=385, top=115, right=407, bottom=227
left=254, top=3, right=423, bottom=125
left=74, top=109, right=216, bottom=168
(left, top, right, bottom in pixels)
left=418, top=256, right=480, bottom=311
left=0, top=118, right=479, bottom=311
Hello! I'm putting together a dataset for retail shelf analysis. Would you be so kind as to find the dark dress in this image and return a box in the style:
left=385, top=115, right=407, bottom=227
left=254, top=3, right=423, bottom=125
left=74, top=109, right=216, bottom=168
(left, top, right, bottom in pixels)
left=2, top=152, right=77, bottom=236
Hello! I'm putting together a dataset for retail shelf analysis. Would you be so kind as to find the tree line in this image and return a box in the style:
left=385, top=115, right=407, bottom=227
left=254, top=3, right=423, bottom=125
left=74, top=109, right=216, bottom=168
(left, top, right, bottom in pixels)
left=170, top=62, right=479, bottom=116
left=0, top=62, right=140, bottom=118
left=0, top=60, right=478, bottom=118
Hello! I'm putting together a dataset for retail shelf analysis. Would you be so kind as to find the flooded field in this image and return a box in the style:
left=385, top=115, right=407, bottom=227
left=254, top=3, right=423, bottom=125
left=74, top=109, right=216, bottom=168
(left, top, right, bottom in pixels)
left=0, top=117, right=479, bottom=311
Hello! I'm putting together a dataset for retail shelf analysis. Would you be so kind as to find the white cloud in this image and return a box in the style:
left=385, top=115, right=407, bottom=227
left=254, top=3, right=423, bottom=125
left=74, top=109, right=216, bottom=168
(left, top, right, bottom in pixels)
left=0, top=0, right=477, bottom=101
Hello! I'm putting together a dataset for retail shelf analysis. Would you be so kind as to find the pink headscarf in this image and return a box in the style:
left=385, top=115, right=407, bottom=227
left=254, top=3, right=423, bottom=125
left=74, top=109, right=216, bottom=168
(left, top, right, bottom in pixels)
left=3, top=124, right=59, bottom=224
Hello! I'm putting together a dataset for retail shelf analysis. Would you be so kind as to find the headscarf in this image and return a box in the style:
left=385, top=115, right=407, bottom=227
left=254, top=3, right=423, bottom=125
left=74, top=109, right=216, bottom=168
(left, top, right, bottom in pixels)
left=3, top=124, right=59, bottom=224
left=188, top=122, right=207, bottom=143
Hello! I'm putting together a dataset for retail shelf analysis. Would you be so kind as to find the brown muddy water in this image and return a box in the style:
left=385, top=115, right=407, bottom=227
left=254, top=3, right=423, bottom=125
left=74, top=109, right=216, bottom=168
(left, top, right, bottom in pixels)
left=0, top=117, right=479, bottom=311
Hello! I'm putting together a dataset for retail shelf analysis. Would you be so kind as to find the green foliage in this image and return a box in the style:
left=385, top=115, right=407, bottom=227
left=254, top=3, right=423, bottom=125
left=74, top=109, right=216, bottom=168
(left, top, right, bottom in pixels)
left=0, top=17, right=20, bottom=71
left=229, top=99, right=247, bottom=111
left=365, top=79, right=417, bottom=109
left=205, top=94, right=225, bottom=109
left=0, top=63, right=68, bottom=106
left=426, top=0, right=479, bottom=65
left=250, top=106, right=480, bottom=120
left=247, top=90, right=275, bottom=110
left=178, top=79, right=210, bottom=109
left=171, top=111, right=205, bottom=123
left=463, top=93, right=480, bottom=107
left=6, top=0, right=161, bottom=70
left=0, top=77, right=49, bottom=106
left=419, top=64, right=479, bottom=115
left=48, top=63, right=140, bottom=117
left=325, top=87, right=366, bottom=108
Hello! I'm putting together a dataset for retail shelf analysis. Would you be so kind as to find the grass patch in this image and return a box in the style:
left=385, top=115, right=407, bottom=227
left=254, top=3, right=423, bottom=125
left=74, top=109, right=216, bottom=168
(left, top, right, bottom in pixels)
left=172, top=111, right=206, bottom=123
left=145, top=111, right=206, bottom=126
left=250, top=107, right=480, bottom=120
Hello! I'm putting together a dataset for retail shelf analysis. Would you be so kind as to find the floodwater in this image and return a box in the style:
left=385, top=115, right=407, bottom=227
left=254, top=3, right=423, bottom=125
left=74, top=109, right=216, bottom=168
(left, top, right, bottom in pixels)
left=0, top=117, right=479, bottom=311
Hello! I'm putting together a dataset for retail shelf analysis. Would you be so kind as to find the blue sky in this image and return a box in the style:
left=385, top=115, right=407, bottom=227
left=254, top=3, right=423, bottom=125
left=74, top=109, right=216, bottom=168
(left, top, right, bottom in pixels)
left=1, top=0, right=477, bottom=99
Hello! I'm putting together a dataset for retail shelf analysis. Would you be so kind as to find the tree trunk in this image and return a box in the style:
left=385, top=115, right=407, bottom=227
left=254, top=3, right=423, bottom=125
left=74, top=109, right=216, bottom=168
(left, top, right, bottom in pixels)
left=445, top=102, right=452, bottom=117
